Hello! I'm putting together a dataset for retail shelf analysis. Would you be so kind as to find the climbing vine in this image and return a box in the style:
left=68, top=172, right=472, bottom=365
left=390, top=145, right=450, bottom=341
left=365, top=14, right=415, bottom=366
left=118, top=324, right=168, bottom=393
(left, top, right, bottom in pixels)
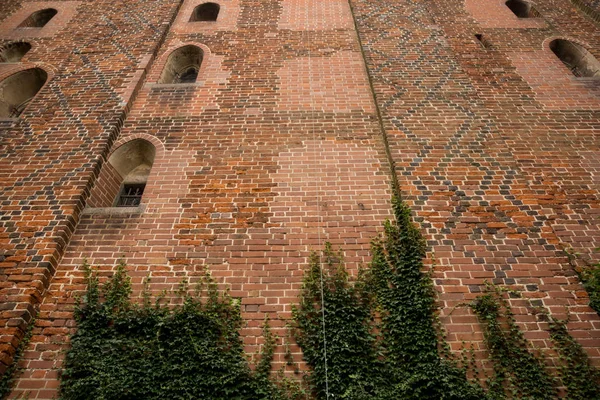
left=292, top=244, right=386, bottom=399
left=293, top=197, right=485, bottom=399
left=59, top=260, right=293, bottom=400
left=470, top=285, right=556, bottom=399
left=293, top=197, right=600, bottom=399
left=548, top=318, right=600, bottom=400
left=577, top=260, right=600, bottom=314
left=57, top=197, right=600, bottom=399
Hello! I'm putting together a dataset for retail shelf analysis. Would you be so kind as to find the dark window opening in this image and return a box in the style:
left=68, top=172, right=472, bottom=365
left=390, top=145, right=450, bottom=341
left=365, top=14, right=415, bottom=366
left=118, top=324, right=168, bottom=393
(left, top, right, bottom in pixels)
left=475, top=34, right=492, bottom=49
left=190, top=3, right=220, bottom=22
left=0, top=68, right=47, bottom=118
left=10, top=98, right=32, bottom=118
left=159, top=45, right=204, bottom=84
left=18, top=8, right=58, bottom=28
left=117, top=184, right=146, bottom=207
left=550, top=39, right=600, bottom=78
left=177, top=66, right=199, bottom=83
left=505, top=0, right=540, bottom=18
left=0, top=42, right=32, bottom=63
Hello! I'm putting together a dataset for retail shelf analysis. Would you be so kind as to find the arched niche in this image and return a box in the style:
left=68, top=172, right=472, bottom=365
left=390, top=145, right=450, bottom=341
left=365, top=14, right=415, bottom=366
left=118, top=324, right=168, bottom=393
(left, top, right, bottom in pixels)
left=505, top=0, right=539, bottom=18
left=549, top=39, right=600, bottom=78
left=190, top=3, right=220, bottom=22
left=108, top=139, right=156, bottom=207
left=18, top=8, right=58, bottom=28
left=0, top=42, right=32, bottom=63
left=159, top=45, right=204, bottom=84
left=0, top=68, right=47, bottom=118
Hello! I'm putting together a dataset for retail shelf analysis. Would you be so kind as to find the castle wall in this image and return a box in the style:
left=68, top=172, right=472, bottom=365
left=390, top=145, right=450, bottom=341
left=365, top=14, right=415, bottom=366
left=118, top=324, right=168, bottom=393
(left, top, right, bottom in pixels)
left=0, top=0, right=599, bottom=398
left=351, top=0, right=600, bottom=367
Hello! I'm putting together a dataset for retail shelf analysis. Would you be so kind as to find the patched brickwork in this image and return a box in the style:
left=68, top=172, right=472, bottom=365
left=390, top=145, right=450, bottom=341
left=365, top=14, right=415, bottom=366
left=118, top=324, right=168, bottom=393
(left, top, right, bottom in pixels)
left=2, top=0, right=600, bottom=397
left=277, top=50, right=374, bottom=113
left=278, top=0, right=354, bottom=31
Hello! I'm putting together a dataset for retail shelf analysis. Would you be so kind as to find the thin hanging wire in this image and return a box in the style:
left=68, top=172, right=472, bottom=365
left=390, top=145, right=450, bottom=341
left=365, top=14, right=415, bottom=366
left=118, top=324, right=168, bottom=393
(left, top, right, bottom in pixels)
left=303, top=1, right=330, bottom=398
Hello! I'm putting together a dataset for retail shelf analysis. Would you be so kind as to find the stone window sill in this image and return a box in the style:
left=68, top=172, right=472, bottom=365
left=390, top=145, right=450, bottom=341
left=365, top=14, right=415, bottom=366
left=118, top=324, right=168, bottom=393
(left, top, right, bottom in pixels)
left=83, top=204, right=146, bottom=216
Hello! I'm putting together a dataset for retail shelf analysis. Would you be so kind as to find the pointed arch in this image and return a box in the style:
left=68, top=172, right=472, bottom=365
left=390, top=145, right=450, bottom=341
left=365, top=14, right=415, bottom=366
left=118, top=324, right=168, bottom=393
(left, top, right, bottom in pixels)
left=505, top=0, right=540, bottom=18
left=190, top=2, right=220, bottom=21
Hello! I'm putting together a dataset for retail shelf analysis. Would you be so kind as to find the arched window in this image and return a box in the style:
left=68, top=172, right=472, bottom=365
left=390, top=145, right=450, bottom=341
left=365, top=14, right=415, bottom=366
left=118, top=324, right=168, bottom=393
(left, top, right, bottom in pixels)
left=0, top=68, right=47, bottom=118
left=505, top=0, right=539, bottom=18
left=0, top=42, right=32, bottom=63
left=107, top=139, right=156, bottom=207
left=159, top=45, right=203, bottom=84
left=18, top=8, right=58, bottom=28
left=550, top=39, right=600, bottom=78
left=190, top=3, right=220, bottom=22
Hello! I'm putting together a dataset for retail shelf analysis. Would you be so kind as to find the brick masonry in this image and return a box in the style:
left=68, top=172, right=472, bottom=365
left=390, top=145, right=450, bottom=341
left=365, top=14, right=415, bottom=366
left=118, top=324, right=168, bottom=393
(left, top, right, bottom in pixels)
left=0, top=0, right=599, bottom=398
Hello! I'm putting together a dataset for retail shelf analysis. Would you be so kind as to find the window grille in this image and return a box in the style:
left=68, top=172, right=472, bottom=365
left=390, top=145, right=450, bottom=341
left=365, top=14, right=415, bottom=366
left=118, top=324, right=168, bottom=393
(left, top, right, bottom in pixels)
left=117, top=184, right=145, bottom=207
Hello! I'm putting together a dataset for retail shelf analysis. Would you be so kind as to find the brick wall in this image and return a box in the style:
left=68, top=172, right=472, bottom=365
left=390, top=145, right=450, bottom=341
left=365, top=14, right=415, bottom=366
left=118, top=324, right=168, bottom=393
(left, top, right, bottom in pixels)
left=87, top=162, right=123, bottom=208
left=1, top=0, right=600, bottom=398
left=0, top=0, right=181, bottom=388
left=351, top=0, right=600, bottom=374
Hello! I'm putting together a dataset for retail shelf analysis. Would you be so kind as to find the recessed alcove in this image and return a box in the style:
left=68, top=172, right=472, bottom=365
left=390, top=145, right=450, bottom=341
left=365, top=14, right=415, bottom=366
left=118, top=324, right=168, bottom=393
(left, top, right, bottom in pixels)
left=0, top=68, right=47, bottom=118
left=0, top=42, right=32, bottom=62
left=158, top=45, right=203, bottom=84
left=107, top=139, right=156, bottom=207
left=549, top=39, right=600, bottom=78
left=505, top=0, right=540, bottom=18
left=18, top=8, right=58, bottom=28
left=190, top=2, right=220, bottom=21
left=475, top=34, right=492, bottom=49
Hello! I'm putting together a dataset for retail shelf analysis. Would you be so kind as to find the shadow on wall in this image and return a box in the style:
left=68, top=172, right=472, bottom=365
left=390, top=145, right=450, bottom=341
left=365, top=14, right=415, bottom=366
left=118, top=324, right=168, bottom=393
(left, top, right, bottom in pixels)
left=18, top=8, right=57, bottom=28
left=190, top=2, right=220, bottom=22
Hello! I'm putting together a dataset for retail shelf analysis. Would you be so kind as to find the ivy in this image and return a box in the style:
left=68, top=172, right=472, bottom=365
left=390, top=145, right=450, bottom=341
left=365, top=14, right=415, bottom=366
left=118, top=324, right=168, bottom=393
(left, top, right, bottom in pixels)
left=370, top=199, right=486, bottom=399
left=578, top=261, right=600, bottom=314
left=59, top=260, right=291, bottom=400
left=563, top=247, right=600, bottom=315
left=292, top=244, right=386, bottom=399
left=293, top=197, right=486, bottom=399
left=57, top=198, right=600, bottom=399
left=470, top=285, right=555, bottom=399
left=548, top=318, right=600, bottom=400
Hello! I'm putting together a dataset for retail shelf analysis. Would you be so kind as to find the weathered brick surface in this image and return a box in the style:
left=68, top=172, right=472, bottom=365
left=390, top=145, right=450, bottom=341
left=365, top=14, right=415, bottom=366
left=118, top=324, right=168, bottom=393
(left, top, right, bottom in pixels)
left=0, top=0, right=180, bottom=387
left=465, top=0, right=547, bottom=28
left=1, top=0, right=600, bottom=398
left=2, top=0, right=392, bottom=397
left=351, top=0, right=600, bottom=375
